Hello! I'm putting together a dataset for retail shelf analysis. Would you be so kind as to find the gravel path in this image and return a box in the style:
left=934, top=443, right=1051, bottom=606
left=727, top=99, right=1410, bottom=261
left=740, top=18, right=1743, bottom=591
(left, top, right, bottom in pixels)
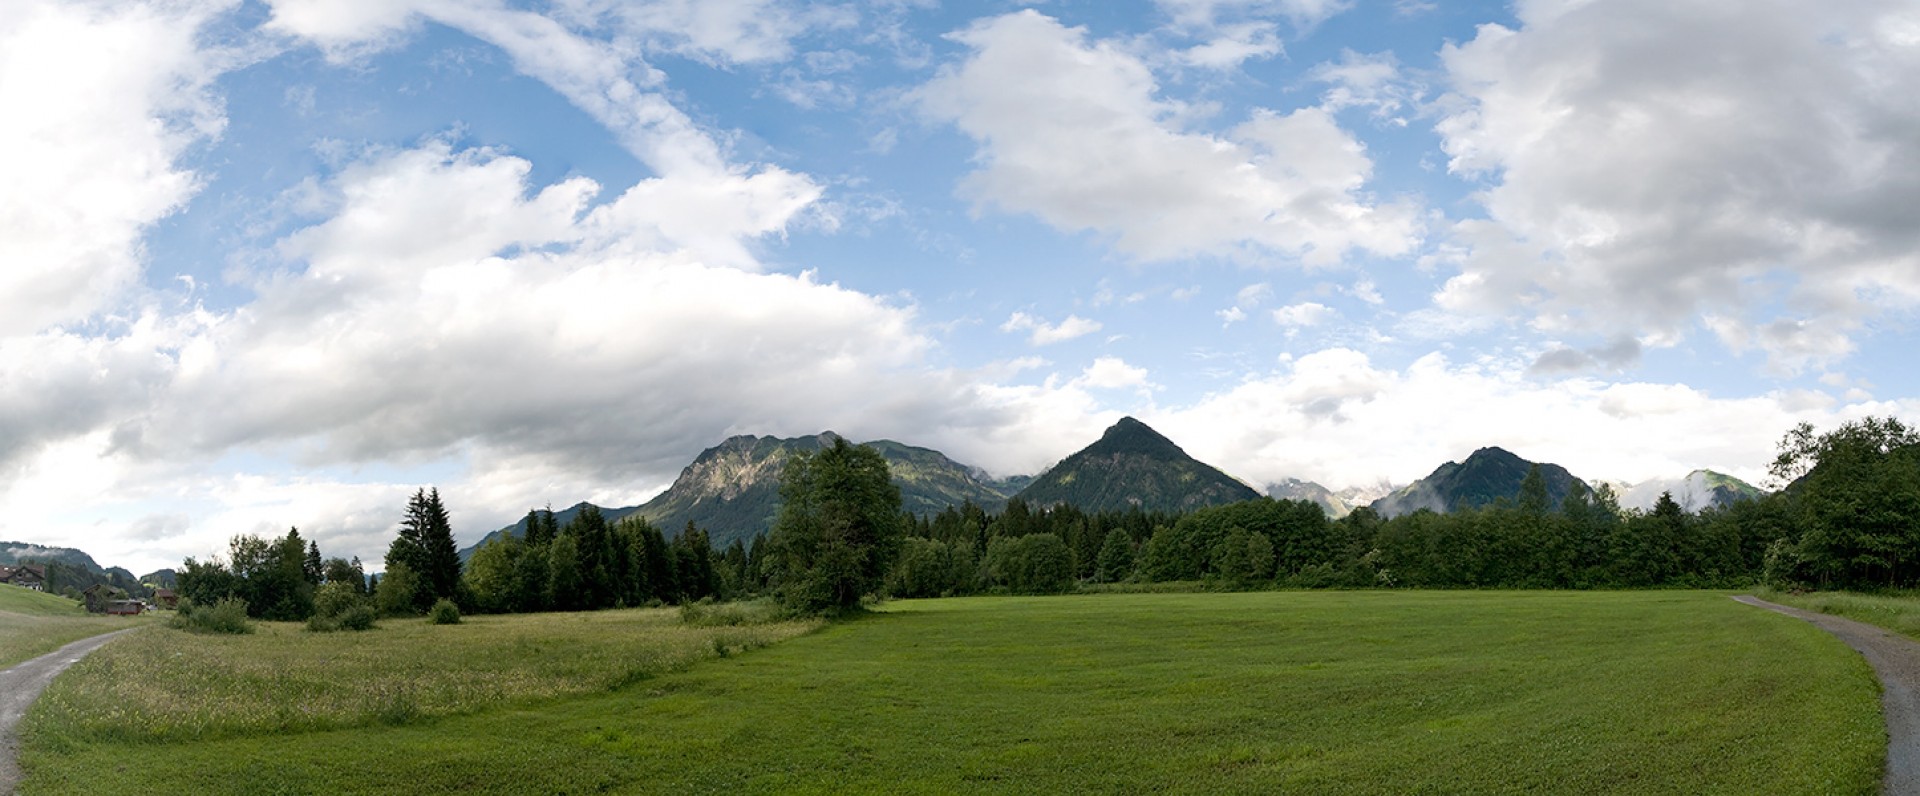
left=1735, top=595, right=1920, bottom=796
left=0, top=628, right=137, bottom=796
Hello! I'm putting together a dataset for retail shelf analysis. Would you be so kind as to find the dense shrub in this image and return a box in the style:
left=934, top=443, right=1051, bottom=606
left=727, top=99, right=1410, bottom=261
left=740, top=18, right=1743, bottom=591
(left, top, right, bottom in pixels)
left=168, top=597, right=254, bottom=635
left=307, top=581, right=379, bottom=633
left=429, top=598, right=462, bottom=625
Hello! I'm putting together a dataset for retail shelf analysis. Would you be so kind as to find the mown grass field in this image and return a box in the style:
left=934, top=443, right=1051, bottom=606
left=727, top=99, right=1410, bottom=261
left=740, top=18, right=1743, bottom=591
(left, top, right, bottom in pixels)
left=0, top=583, right=148, bottom=669
left=20, top=591, right=1883, bottom=795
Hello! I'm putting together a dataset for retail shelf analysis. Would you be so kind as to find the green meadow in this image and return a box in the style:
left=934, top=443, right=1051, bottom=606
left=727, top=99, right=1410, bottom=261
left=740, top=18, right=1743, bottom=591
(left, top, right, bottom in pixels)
left=0, top=584, right=147, bottom=669
left=19, top=591, right=1884, bottom=794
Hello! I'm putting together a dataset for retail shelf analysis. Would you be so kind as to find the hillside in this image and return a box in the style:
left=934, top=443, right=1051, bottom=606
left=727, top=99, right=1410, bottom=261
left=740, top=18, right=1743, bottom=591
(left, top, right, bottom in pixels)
left=1370, top=447, right=1589, bottom=518
left=1014, top=417, right=1260, bottom=512
left=0, top=582, right=84, bottom=616
left=1620, top=470, right=1765, bottom=512
left=462, top=433, right=1015, bottom=557
left=0, top=541, right=148, bottom=596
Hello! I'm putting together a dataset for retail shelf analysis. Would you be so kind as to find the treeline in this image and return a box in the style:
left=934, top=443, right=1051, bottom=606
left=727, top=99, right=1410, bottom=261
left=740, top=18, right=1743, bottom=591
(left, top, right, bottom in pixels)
left=884, top=417, right=1920, bottom=595
left=461, top=506, right=744, bottom=612
left=175, top=416, right=1920, bottom=624
left=177, top=527, right=368, bottom=620
left=882, top=482, right=1779, bottom=595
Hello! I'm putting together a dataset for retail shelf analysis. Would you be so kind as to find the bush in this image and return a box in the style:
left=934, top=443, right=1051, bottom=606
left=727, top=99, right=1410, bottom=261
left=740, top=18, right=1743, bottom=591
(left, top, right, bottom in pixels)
left=168, top=597, right=254, bottom=635
left=307, top=582, right=379, bottom=633
left=429, top=598, right=461, bottom=625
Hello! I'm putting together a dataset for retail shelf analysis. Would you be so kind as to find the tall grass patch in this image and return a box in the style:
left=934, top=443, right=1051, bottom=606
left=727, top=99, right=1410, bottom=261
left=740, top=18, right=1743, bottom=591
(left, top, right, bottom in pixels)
left=1758, top=587, right=1920, bottom=638
left=27, top=606, right=820, bottom=745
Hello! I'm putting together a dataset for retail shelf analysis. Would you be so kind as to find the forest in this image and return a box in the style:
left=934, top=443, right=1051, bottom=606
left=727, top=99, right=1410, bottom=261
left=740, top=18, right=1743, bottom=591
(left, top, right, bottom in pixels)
left=174, top=417, right=1920, bottom=623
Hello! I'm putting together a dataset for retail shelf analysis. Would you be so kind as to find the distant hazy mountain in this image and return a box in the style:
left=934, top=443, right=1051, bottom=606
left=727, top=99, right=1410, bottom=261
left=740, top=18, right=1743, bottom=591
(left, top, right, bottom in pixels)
left=0, top=541, right=147, bottom=594
left=1014, top=417, right=1260, bottom=513
left=0, top=541, right=106, bottom=578
left=1266, top=478, right=1353, bottom=518
left=460, top=432, right=1015, bottom=558
left=1370, top=447, right=1589, bottom=518
left=1619, top=470, right=1765, bottom=512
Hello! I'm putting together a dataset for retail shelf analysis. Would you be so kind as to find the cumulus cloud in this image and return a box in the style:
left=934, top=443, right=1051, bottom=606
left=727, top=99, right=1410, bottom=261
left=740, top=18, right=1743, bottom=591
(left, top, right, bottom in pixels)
left=1149, top=348, right=1919, bottom=492
left=1432, top=0, right=1920, bottom=371
left=1077, top=357, right=1153, bottom=390
left=917, top=10, right=1420, bottom=265
left=0, top=0, right=234, bottom=336
left=1527, top=336, right=1642, bottom=376
left=1001, top=311, right=1103, bottom=346
left=123, top=145, right=928, bottom=477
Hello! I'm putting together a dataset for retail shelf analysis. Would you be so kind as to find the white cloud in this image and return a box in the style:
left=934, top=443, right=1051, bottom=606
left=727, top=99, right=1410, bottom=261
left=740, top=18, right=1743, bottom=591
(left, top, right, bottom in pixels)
left=1432, top=0, right=1920, bottom=371
left=0, top=0, right=234, bottom=336
left=1001, top=311, right=1103, bottom=346
left=1154, top=0, right=1354, bottom=31
left=1272, top=301, right=1336, bottom=327
left=1312, top=50, right=1421, bottom=123
left=1148, top=348, right=1920, bottom=492
left=918, top=10, right=1421, bottom=265
left=553, top=0, right=848, bottom=66
left=1077, top=356, right=1152, bottom=390
left=1179, top=22, right=1282, bottom=69
left=266, top=0, right=824, bottom=206
left=1216, top=282, right=1272, bottom=326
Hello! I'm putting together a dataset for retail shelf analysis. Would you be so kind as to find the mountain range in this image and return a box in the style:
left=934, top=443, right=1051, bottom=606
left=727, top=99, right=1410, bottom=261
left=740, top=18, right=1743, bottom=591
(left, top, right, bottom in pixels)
left=462, top=418, right=1264, bottom=558
left=461, top=432, right=1021, bottom=558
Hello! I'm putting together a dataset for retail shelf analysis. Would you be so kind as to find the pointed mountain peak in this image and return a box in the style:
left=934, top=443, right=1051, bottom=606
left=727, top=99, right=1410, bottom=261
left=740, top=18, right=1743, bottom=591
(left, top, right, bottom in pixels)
left=1087, top=416, right=1188, bottom=459
left=1015, top=417, right=1257, bottom=512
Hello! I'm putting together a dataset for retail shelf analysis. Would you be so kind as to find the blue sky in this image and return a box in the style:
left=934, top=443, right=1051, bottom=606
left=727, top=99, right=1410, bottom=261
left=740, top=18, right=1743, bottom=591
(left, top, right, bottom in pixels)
left=5, top=0, right=1919, bottom=573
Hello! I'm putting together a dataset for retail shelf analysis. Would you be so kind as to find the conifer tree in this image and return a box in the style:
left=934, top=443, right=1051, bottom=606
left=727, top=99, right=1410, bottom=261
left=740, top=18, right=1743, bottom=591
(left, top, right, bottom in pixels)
left=388, top=488, right=462, bottom=611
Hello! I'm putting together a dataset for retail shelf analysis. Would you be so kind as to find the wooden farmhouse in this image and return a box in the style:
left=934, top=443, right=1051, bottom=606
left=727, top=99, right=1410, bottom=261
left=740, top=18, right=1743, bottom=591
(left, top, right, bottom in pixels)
left=0, top=564, right=48, bottom=591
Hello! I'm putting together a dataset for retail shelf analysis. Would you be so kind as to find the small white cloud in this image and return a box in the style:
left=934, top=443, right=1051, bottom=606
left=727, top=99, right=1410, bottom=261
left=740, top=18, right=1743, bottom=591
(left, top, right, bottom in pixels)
left=1077, top=356, right=1152, bottom=389
left=1001, top=311, right=1103, bottom=346
left=1272, top=302, right=1337, bottom=327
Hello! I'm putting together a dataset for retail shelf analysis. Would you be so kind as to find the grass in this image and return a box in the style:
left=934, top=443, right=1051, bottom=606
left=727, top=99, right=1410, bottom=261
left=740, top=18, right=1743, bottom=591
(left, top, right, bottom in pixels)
left=25, top=604, right=819, bottom=743
left=0, top=584, right=150, bottom=669
left=20, top=591, right=1882, bottom=795
left=1757, top=587, right=1920, bottom=639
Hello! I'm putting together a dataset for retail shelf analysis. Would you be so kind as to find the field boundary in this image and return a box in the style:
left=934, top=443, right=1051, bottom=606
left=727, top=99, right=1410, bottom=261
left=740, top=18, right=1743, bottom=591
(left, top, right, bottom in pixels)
left=1735, top=595, right=1917, bottom=795
left=0, top=627, right=138, bottom=794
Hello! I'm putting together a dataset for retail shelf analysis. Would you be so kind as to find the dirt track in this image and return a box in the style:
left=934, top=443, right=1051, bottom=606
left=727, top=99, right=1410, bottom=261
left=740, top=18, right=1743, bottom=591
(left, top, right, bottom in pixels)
left=1735, top=595, right=1920, bottom=796
left=0, top=628, right=136, bottom=796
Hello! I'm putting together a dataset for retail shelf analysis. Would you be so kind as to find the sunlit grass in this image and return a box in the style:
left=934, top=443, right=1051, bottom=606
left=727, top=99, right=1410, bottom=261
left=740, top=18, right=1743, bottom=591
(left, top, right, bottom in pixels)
left=0, top=584, right=148, bottom=669
left=28, top=604, right=820, bottom=743
left=20, top=591, right=1882, bottom=795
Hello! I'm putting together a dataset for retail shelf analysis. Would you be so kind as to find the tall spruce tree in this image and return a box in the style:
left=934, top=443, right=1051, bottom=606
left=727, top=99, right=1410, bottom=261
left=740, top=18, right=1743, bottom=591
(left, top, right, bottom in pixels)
left=388, top=488, right=462, bottom=611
